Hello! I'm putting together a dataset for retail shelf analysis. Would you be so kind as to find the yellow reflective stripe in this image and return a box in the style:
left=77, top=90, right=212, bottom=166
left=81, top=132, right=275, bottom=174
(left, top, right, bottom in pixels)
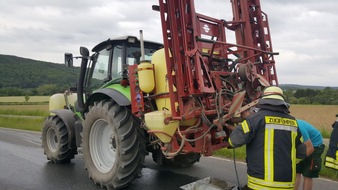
left=264, top=127, right=274, bottom=181
left=291, top=130, right=297, bottom=183
left=265, top=124, right=298, bottom=132
left=325, top=157, right=334, bottom=162
left=325, top=156, right=338, bottom=170
left=326, top=156, right=338, bottom=163
left=248, top=182, right=271, bottom=190
left=248, top=182, right=294, bottom=190
left=265, top=116, right=297, bottom=127
left=241, top=120, right=250, bottom=133
left=325, top=162, right=338, bottom=170
left=248, top=175, right=294, bottom=189
left=228, top=138, right=234, bottom=147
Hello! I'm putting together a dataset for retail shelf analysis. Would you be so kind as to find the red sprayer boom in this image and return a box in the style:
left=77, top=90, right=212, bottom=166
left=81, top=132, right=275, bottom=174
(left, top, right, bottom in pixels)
left=130, top=0, right=280, bottom=156
left=157, top=0, right=278, bottom=122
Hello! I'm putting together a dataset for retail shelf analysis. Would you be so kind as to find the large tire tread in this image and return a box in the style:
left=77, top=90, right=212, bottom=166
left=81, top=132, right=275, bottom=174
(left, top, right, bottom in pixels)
left=42, top=115, right=76, bottom=164
left=82, top=100, right=145, bottom=189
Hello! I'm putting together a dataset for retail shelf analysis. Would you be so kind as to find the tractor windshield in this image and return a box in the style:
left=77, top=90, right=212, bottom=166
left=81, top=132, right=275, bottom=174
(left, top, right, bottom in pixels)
left=92, top=49, right=110, bottom=81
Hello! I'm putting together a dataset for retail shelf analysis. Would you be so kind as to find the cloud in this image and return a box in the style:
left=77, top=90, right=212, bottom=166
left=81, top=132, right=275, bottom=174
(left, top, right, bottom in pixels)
left=0, top=0, right=337, bottom=86
left=261, top=0, right=338, bottom=86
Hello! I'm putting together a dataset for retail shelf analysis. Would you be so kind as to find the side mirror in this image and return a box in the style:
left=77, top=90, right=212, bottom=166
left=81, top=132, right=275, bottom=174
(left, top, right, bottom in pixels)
left=80, top=46, right=89, bottom=57
left=64, top=53, right=73, bottom=67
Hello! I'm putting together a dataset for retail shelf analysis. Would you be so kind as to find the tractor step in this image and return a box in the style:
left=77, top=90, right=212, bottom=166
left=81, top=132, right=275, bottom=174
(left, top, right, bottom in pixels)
left=180, top=177, right=237, bottom=190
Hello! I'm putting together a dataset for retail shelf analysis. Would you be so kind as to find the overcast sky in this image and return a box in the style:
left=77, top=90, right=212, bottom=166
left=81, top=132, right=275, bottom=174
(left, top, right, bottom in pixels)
left=0, top=0, right=337, bottom=86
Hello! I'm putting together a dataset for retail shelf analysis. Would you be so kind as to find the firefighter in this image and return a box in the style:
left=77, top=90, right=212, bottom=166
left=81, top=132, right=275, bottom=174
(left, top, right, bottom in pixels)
left=295, top=119, right=324, bottom=190
left=324, top=114, right=338, bottom=170
left=228, top=86, right=308, bottom=190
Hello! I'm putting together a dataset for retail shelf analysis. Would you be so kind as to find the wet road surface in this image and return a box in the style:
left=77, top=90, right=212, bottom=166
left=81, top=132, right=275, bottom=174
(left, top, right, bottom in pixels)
left=1, top=128, right=337, bottom=190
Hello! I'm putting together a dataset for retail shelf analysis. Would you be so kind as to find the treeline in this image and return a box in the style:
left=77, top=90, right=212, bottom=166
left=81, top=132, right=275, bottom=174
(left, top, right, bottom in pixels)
left=284, top=87, right=338, bottom=105
left=0, top=84, right=70, bottom=96
left=0, top=54, right=79, bottom=95
left=1, top=54, right=338, bottom=104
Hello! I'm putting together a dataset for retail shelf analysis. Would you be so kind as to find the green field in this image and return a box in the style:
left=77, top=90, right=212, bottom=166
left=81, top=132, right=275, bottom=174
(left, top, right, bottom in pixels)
left=290, top=104, right=338, bottom=132
left=0, top=96, right=50, bottom=102
left=0, top=96, right=49, bottom=131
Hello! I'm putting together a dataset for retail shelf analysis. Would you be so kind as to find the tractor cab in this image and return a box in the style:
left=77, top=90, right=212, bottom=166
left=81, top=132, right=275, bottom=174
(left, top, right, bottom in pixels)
left=65, top=36, right=163, bottom=114
left=87, top=36, right=162, bottom=91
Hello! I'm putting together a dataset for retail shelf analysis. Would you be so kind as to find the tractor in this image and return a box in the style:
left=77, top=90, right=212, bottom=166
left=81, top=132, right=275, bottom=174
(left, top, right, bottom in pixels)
left=42, top=0, right=279, bottom=189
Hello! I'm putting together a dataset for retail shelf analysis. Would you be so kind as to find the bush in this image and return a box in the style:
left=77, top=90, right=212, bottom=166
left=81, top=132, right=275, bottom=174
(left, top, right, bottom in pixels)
left=24, top=95, right=30, bottom=102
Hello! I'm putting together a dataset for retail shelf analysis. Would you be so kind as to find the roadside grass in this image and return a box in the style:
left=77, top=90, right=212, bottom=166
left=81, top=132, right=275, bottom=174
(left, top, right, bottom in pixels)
left=0, top=97, right=49, bottom=132
left=213, top=146, right=247, bottom=162
left=0, top=105, right=49, bottom=116
left=0, top=116, right=45, bottom=132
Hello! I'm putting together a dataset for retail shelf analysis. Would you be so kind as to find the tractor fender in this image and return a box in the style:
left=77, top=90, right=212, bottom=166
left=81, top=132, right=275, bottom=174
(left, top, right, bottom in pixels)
left=86, top=88, right=131, bottom=109
left=50, top=109, right=78, bottom=149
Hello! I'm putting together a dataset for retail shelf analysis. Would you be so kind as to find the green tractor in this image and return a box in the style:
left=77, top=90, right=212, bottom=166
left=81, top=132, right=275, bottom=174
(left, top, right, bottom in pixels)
left=43, top=36, right=160, bottom=188
left=42, top=36, right=201, bottom=189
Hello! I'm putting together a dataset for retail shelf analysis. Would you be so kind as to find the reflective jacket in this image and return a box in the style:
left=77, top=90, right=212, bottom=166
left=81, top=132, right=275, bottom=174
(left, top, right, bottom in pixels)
left=325, top=117, right=338, bottom=170
left=229, top=100, right=304, bottom=190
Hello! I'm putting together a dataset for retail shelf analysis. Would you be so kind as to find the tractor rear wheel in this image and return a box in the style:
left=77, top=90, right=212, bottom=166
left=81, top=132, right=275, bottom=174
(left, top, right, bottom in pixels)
left=42, top=115, right=76, bottom=163
left=82, top=100, right=144, bottom=189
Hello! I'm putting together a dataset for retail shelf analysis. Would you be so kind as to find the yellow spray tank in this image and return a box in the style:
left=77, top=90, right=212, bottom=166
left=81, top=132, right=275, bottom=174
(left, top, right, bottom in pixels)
left=49, top=92, right=77, bottom=112
left=137, top=60, right=155, bottom=93
left=144, top=48, right=179, bottom=143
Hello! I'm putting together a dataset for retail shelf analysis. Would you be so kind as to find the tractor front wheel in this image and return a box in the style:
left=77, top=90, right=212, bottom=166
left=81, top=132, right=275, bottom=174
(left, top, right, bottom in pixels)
left=42, top=115, right=76, bottom=163
left=82, top=100, right=143, bottom=189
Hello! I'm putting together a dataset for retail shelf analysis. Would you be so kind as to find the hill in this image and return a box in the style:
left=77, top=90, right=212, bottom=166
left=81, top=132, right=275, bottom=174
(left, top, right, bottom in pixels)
left=0, top=54, right=79, bottom=89
left=279, top=84, right=338, bottom=90
left=0, top=54, right=336, bottom=95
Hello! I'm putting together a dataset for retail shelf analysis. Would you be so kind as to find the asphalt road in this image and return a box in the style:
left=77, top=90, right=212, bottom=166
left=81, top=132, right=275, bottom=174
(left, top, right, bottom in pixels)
left=1, top=127, right=337, bottom=190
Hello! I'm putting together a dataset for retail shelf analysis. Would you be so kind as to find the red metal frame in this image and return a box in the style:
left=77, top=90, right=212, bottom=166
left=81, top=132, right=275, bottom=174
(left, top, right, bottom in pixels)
left=158, top=0, right=277, bottom=121
left=230, top=0, right=278, bottom=84
left=131, top=0, right=278, bottom=155
left=155, top=0, right=278, bottom=155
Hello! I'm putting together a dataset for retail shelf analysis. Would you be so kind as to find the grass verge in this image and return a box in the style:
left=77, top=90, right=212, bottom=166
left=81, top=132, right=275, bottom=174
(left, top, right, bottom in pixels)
left=0, top=109, right=49, bottom=117
left=0, top=104, right=49, bottom=116
left=0, top=116, right=45, bottom=132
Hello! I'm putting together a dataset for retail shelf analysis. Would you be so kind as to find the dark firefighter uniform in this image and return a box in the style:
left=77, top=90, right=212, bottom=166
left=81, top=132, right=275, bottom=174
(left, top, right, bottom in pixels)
left=228, top=86, right=306, bottom=190
left=325, top=114, right=338, bottom=170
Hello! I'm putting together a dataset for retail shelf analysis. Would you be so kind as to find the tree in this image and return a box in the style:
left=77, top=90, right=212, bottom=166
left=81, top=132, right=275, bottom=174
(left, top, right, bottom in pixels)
left=283, top=89, right=295, bottom=102
left=315, top=87, right=338, bottom=105
left=293, top=88, right=320, bottom=104
left=24, top=94, right=30, bottom=102
left=0, top=87, right=26, bottom=96
left=36, top=84, right=60, bottom=95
